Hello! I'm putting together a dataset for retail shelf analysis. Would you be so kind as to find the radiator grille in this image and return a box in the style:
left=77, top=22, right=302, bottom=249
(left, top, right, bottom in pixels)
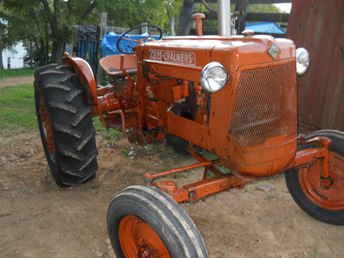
left=230, top=63, right=296, bottom=146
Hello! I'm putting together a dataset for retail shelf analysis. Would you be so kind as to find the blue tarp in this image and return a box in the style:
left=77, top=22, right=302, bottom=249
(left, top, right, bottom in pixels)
left=245, top=22, right=286, bottom=34
left=101, top=23, right=285, bottom=56
left=101, top=32, right=159, bottom=56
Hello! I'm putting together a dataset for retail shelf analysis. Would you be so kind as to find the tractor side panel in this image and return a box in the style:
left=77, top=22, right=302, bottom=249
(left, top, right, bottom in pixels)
left=289, top=0, right=344, bottom=131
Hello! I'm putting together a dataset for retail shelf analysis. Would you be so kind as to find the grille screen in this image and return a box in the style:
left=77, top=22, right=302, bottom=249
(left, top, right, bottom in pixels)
left=231, top=63, right=296, bottom=146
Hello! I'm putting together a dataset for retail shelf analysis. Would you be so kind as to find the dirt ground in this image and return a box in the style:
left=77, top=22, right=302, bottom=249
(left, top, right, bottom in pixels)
left=0, top=76, right=34, bottom=88
left=1, top=130, right=344, bottom=258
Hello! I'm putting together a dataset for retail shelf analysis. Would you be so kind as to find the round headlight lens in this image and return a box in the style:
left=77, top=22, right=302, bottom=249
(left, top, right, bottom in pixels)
left=201, top=62, right=229, bottom=92
left=296, top=47, right=310, bottom=75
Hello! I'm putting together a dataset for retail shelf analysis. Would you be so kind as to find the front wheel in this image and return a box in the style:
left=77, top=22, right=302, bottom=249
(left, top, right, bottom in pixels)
left=107, top=185, right=209, bottom=258
left=285, top=130, right=344, bottom=225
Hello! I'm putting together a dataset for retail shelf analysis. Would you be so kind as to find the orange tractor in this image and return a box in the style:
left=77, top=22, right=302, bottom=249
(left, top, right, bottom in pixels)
left=34, top=16, right=344, bottom=258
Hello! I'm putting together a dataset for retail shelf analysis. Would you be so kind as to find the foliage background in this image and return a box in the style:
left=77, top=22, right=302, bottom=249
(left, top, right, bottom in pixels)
left=0, top=0, right=282, bottom=68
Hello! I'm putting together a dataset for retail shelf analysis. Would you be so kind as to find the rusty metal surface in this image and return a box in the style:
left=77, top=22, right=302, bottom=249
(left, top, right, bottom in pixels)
left=226, top=60, right=297, bottom=177
left=231, top=63, right=296, bottom=146
left=288, top=0, right=344, bottom=131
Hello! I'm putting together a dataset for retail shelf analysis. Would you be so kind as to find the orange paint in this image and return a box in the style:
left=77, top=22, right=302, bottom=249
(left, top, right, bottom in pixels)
left=192, top=13, right=206, bottom=36
left=119, top=216, right=171, bottom=257
left=64, top=34, right=343, bottom=204
left=299, top=152, right=344, bottom=210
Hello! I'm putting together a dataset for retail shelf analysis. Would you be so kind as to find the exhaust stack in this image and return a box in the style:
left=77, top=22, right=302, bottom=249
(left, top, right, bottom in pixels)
left=218, top=0, right=231, bottom=36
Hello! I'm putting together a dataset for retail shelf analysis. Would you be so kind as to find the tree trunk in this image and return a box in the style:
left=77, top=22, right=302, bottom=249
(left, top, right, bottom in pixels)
left=51, top=39, right=65, bottom=63
left=36, top=38, right=50, bottom=66
left=0, top=47, right=4, bottom=70
left=177, top=0, right=194, bottom=35
left=235, top=0, right=249, bottom=33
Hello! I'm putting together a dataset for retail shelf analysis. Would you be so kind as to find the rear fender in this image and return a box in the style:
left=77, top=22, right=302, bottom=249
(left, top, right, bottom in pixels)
left=63, top=54, right=98, bottom=105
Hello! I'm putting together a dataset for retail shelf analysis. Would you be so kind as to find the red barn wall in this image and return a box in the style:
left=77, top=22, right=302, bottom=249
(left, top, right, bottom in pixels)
left=288, top=0, right=344, bottom=131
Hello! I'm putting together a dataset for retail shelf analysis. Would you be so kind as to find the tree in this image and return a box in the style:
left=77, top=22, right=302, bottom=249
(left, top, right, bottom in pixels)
left=1, top=0, right=99, bottom=64
left=176, top=0, right=218, bottom=35
left=177, top=0, right=194, bottom=35
left=248, top=4, right=280, bottom=13
left=0, top=21, right=7, bottom=69
left=0, top=7, right=13, bottom=69
left=177, top=0, right=283, bottom=35
left=165, top=0, right=183, bottom=35
left=100, top=0, right=182, bottom=32
left=0, top=0, right=182, bottom=65
left=0, top=17, right=19, bottom=69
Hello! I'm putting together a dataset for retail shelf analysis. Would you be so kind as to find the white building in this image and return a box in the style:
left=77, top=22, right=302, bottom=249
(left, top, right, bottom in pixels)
left=2, top=42, right=27, bottom=69
left=1, top=17, right=27, bottom=70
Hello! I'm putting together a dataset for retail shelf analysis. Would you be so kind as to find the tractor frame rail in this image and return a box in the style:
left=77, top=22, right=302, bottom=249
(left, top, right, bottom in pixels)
left=144, top=136, right=333, bottom=203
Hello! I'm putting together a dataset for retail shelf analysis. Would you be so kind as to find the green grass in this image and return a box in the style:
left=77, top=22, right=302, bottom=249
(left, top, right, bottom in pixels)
left=0, top=84, right=123, bottom=137
left=0, top=84, right=36, bottom=132
left=93, top=118, right=122, bottom=140
left=0, top=68, right=34, bottom=79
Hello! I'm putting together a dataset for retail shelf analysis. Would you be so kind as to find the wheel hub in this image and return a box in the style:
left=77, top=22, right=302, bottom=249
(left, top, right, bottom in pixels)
left=138, top=245, right=155, bottom=258
left=119, top=216, right=171, bottom=258
left=300, top=152, right=344, bottom=210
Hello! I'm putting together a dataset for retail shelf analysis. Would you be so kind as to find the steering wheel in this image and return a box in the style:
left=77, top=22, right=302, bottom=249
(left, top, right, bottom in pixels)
left=116, top=24, right=163, bottom=54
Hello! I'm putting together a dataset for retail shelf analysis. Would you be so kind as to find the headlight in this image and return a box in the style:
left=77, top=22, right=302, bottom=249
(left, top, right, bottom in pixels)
left=296, top=48, right=310, bottom=75
left=201, top=62, right=229, bottom=92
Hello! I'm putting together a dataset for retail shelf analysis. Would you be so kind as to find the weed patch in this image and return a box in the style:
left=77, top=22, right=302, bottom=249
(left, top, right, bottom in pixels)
left=0, top=85, right=36, bottom=132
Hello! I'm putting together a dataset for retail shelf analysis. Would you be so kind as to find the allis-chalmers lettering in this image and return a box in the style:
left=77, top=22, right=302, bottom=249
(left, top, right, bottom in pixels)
left=148, top=49, right=196, bottom=65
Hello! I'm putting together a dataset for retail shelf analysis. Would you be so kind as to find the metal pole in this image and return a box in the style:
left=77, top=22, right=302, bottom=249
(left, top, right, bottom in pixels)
left=96, top=12, right=107, bottom=85
left=218, top=0, right=231, bottom=36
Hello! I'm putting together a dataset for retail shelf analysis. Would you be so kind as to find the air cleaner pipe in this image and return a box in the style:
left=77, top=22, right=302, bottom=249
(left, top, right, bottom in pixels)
left=218, top=0, right=231, bottom=36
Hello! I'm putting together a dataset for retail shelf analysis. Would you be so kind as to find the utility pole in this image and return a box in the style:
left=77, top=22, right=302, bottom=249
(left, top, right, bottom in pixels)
left=218, top=0, right=231, bottom=36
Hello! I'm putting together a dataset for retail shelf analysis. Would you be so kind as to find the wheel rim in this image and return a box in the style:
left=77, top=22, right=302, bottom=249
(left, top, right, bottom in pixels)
left=36, top=89, right=56, bottom=162
left=299, top=151, right=344, bottom=210
left=118, top=216, right=171, bottom=258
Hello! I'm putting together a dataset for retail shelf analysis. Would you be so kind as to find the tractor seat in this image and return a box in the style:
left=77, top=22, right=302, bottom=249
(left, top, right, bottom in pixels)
left=100, top=54, right=137, bottom=77
left=105, top=67, right=137, bottom=76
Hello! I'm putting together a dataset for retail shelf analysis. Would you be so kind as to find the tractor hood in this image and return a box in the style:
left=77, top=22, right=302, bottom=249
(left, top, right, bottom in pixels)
left=142, top=35, right=295, bottom=70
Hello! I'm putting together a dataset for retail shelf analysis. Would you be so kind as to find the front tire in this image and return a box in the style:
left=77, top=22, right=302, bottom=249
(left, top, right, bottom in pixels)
left=285, top=130, right=344, bottom=225
left=34, top=64, right=98, bottom=187
left=107, top=185, right=209, bottom=258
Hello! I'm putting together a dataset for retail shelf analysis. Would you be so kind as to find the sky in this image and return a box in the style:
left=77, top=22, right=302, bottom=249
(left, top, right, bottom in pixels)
left=274, top=3, right=292, bottom=13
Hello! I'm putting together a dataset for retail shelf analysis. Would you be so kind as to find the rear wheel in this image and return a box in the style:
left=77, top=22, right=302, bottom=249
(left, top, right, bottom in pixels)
left=107, top=185, right=209, bottom=258
left=34, top=64, right=98, bottom=187
left=285, top=130, right=344, bottom=225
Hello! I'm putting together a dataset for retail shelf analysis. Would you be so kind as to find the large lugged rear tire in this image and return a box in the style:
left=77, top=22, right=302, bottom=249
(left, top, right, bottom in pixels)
left=34, top=64, right=98, bottom=187
left=285, top=130, right=344, bottom=225
left=107, top=185, right=209, bottom=258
